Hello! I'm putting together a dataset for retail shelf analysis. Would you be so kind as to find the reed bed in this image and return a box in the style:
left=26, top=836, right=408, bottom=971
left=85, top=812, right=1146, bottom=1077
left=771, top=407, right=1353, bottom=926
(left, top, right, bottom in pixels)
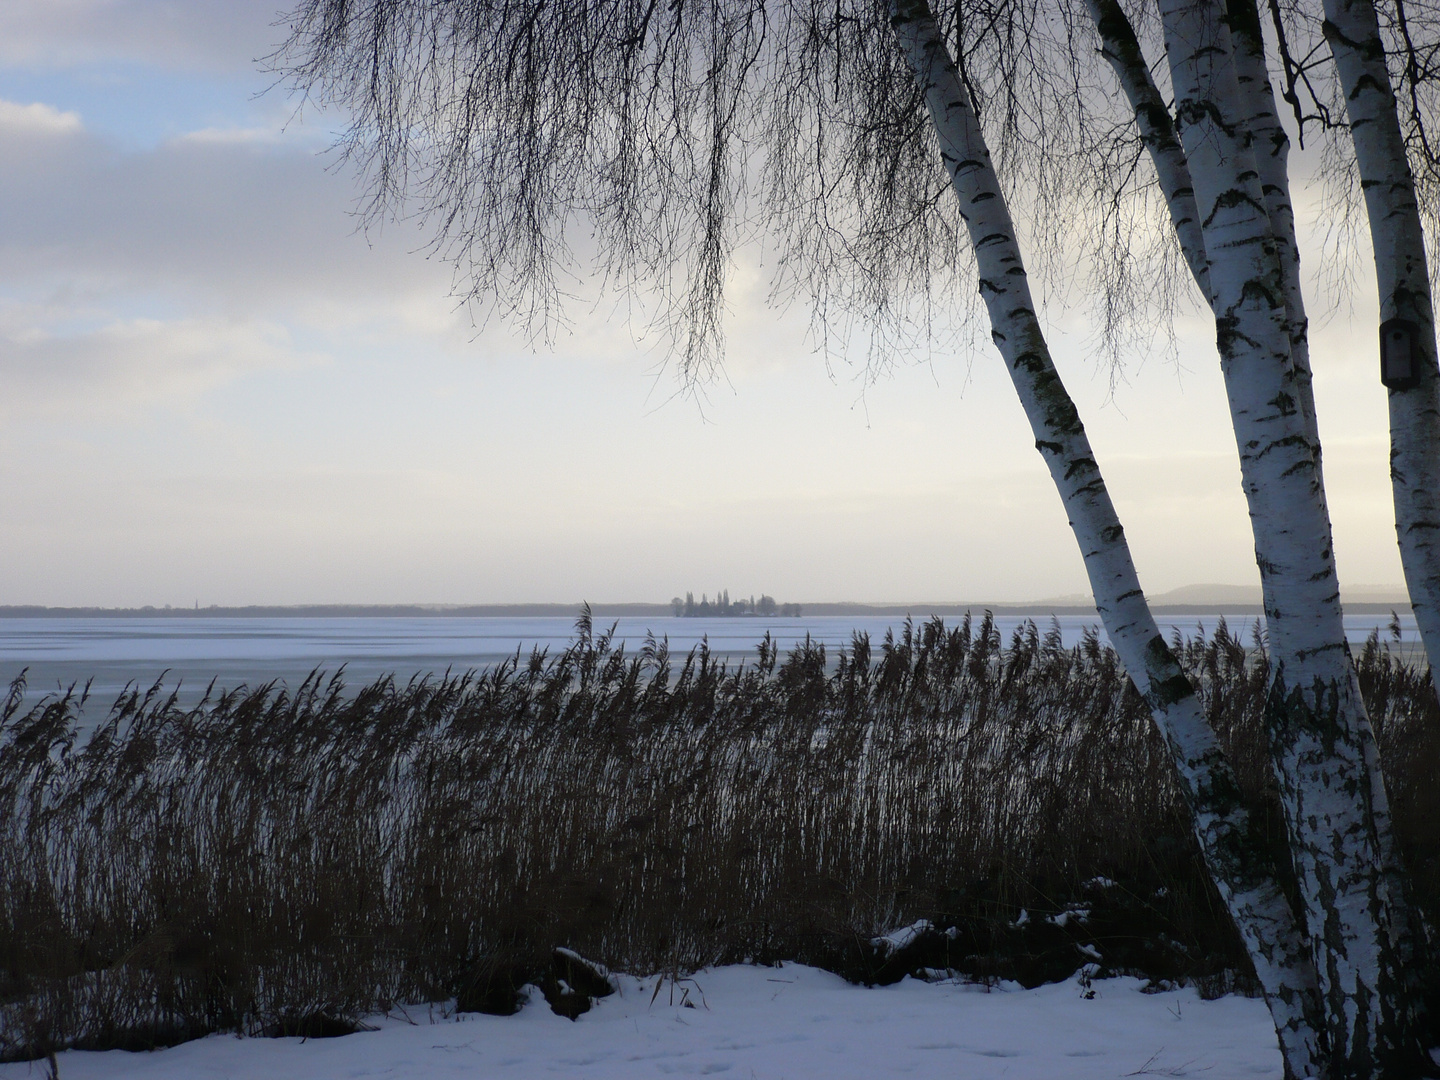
left=1, top=611, right=1436, bottom=1059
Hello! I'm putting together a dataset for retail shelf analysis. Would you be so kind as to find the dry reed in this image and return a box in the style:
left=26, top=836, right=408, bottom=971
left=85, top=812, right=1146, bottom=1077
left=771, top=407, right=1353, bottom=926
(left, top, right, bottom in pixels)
left=1, top=612, right=1435, bottom=1059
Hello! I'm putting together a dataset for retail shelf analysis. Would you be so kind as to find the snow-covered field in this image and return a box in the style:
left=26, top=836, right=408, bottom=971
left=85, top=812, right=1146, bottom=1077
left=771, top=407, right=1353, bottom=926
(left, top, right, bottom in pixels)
left=1, top=965, right=1284, bottom=1079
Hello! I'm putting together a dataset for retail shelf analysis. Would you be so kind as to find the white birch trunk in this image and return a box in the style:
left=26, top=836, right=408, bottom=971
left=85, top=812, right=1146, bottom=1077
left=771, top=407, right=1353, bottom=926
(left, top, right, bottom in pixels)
left=1157, top=1, right=1424, bottom=1073
left=1320, top=0, right=1440, bottom=1047
left=889, top=3, right=1320, bottom=1074
left=1321, top=0, right=1440, bottom=697
left=1087, top=0, right=1320, bottom=453
left=1223, top=12, right=1414, bottom=957
left=1085, top=0, right=1212, bottom=302
left=1226, top=0, right=1321, bottom=466
left=1089, top=0, right=1422, bottom=1051
left=1222, top=1, right=1340, bottom=576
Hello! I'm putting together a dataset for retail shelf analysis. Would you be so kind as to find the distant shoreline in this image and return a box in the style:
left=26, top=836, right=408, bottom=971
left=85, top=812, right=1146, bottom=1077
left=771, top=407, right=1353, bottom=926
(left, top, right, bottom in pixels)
left=0, top=601, right=1410, bottom=618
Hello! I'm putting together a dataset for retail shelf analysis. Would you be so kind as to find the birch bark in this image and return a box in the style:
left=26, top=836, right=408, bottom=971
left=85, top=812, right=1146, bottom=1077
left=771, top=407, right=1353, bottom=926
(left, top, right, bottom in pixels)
left=1085, top=0, right=1318, bottom=447
left=1320, top=0, right=1440, bottom=699
left=888, top=3, right=1320, bottom=1074
left=1224, top=8, right=1406, bottom=967
left=1319, top=0, right=1440, bottom=1046
left=1226, top=0, right=1321, bottom=463
left=1156, top=1, right=1425, bottom=1073
left=1084, top=0, right=1211, bottom=301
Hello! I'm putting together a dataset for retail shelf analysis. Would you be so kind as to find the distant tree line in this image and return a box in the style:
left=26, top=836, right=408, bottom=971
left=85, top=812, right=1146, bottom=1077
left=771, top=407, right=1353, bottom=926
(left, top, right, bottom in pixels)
left=670, top=591, right=801, bottom=618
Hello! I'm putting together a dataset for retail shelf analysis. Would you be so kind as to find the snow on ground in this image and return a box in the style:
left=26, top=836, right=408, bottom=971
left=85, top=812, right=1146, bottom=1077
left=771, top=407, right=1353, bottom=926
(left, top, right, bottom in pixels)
left=0, top=965, right=1284, bottom=1080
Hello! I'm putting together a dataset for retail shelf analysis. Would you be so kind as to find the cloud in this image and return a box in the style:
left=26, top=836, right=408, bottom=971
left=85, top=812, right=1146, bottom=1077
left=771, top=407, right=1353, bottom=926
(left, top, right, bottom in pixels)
left=0, top=103, right=458, bottom=315
left=175, top=124, right=293, bottom=146
left=0, top=99, right=83, bottom=134
left=0, top=101, right=712, bottom=373
left=0, top=305, right=324, bottom=411
left=0, top=1, right=288, bottom=72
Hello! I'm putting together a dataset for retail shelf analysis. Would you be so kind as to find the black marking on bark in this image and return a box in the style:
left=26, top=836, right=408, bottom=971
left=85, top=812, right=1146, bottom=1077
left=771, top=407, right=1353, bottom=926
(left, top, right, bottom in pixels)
left=1093, top=0, right=1139, bottom=52
left=1154, top=673, right=1195, bottom=707
left=1175, top=97, right=1236, bottom=138
left=1320, top=18, right=1363, bottom=52
left=1215, top=316, right=1243, bottom=357
left=1350, top=73, right=1390, bottom=101
left=1140, top=100, right=1174, bottom=135
left=1252, top=432, right=1313, bottom=462
left=1204, top=188, right=1269, bottom=228
left=1267, top=391, right=1297, bottom=416
left=1237, top=277, right=1282, bottom=310
left=1141, top=635, right=1194, bottom=708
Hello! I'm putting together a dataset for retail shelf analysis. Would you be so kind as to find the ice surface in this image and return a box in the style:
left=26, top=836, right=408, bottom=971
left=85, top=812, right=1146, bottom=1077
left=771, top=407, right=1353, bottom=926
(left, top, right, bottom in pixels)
left=1, top=612, right=1414, bottom=712
left=0, top=964, right=1285, bottom=1079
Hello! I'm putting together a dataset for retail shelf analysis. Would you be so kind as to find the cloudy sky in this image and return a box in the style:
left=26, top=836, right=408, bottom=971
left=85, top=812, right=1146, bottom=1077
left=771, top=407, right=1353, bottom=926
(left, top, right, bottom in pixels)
left=0, top=0, right=1404, bottom=607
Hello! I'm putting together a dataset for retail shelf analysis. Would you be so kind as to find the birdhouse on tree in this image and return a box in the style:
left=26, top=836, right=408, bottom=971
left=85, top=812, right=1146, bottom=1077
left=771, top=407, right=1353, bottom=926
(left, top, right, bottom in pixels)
left=1380, top=318, right=1423, bottom=391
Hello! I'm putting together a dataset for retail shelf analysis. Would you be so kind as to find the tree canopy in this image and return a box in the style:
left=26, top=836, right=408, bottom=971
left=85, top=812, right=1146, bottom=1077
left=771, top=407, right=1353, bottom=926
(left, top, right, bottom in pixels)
left=277, top=0, right=1219, bottom=375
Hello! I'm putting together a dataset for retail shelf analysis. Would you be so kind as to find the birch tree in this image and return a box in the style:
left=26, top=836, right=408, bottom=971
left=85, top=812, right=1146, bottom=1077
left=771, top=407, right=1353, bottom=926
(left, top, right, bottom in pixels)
left=1080, top=2, right=1434, bottom=1073
left=1327, top=0, right=1440, bottom=695
left=272, top=1, right=1433, bottom=1075
left=1268, top=0, right=1440, bottom=699
left=885, top=2, right=1322, bottom=1070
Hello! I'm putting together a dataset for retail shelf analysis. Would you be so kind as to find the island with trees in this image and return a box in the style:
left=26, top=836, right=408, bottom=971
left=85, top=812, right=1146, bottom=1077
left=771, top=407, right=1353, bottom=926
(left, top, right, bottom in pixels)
left=670, top=591, right=802, bottom=618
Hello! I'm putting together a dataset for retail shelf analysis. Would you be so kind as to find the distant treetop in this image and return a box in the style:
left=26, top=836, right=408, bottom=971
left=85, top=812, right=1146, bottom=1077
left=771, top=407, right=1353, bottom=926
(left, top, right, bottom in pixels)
left=671, top=591, right=801, bottom=617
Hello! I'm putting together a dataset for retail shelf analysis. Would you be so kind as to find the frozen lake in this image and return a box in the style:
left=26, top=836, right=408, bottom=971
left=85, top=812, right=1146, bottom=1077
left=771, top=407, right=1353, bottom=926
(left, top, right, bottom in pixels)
left=0, top=611, right=1419, bottom=710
